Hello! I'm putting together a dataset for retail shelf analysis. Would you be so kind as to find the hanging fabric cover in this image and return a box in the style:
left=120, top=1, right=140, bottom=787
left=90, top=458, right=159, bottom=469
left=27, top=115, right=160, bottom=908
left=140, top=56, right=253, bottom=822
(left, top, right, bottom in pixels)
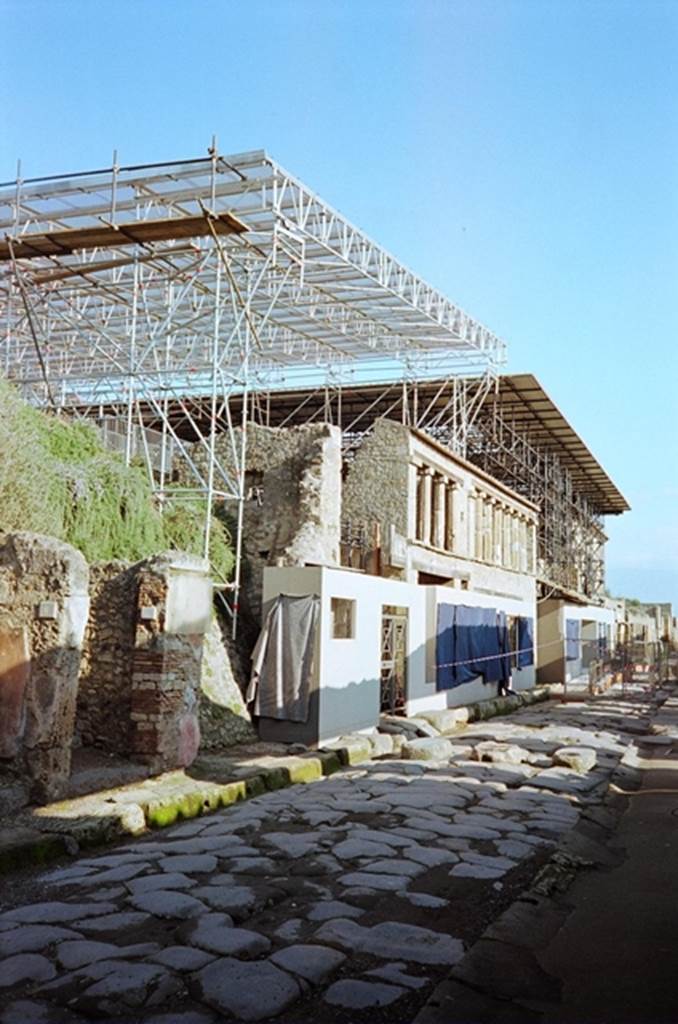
left=476, top=606, right=503, bottom=682
left=517, top=616, right=535, bottom=668
left=247, top=593, right=320, bottom=722
left=565, top=618, right=581, bottom=660
left=436, top=603, right=458, bottom=691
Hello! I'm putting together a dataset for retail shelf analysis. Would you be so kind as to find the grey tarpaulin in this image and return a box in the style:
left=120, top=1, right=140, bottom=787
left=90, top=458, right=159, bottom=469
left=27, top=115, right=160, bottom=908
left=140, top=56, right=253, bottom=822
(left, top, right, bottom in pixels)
left=247, top=593, right=320, bottom=723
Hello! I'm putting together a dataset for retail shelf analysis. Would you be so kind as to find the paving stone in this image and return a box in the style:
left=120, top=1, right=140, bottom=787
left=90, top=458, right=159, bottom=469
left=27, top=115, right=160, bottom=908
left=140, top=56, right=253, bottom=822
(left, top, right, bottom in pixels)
left=450, top=862, right=507, bottom=879
left=0, top=924, right=83, bottom=956
left=54, top=940, right=152, bottom=969
left=74, top=863, right=151, bottom=885
left=193, top=885, right=256, bottom=914
left=157, top=854, right=218, bottom=873
left=270, top=943, right=346, bottom=983
left=339, top=871, right=413, bottom=891
left=363, top=857, right=426, bottom=877
left=366, top=961, right=429, bottom=989
left=461, top=812, right=527, bottom=833
left=325, top=978, right=406, bottom=1007
left=264, top=832, right=323, bottom=858
left=333, top=837, right=397, bottom=859
left=315, top=918, right=464, bottom=965
left=76, top=961, right=179, bottom=1011
left=0, top=953, right=56, bottom=987
left=184, top=914, right=269, bottom=956
left=1, top=902, right=116, bottom=925
left=0, top=999, right=86, bottom=1024
left=76, top=911, right=151, bottom=933
left=229, top=857, right=277, bottom=874
left=194, top=957, right=300, bottom=1021
left=307, top=900, right=365, bottom=921
left=275, top=918, right=304, bottom=940
left=407, top=817, right=500, bottom=840
left=367, top=733, right=395, bottom=757
left=348, top=828, right=414, bottom=848
left=553, top=746, right=598, bottom=772
left=125, top=871, right=194, bottom=894
left=458, top=851, right=518, bottom=868
left=402, top=892, right=450, bottom=909
left=41, top=866, right=97, bottom=885
left=128, top=890, right=208, bottom=919
left=150, top=945, right=216, bottom=971
left=496, top=839, right=532, bottom=858
left=402, top=738, right=453, bottom=761
left=404, top=844, right=460, bottom=867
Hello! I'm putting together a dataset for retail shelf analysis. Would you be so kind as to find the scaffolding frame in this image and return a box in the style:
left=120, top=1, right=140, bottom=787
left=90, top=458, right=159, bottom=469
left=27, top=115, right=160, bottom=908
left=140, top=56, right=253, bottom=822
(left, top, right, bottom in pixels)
left=0, top=145, right=505, bottom=633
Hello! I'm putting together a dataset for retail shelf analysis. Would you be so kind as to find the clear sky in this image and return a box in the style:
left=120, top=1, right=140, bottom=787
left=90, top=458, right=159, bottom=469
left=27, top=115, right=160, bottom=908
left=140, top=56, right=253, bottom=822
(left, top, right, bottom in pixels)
left=2, top=0, right=677, bottom=604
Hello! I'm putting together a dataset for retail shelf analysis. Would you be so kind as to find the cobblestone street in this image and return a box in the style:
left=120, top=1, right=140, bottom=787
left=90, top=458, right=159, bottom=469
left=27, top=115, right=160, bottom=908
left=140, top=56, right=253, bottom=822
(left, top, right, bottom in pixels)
left=0, top=688, right=661, bottom=1023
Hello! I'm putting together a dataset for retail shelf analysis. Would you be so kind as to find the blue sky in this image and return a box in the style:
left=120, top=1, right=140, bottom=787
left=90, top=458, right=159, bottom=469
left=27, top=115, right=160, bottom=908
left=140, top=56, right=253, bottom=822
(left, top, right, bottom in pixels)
left=2, top=0, right=677, bottom=603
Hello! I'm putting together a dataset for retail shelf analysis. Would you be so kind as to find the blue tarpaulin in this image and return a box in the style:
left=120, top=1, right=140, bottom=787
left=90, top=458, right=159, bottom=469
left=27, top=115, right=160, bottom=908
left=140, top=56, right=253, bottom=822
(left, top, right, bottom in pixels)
left=517, top=616, right=535, bottom=668
left=435, top=603, right=457, bottom=691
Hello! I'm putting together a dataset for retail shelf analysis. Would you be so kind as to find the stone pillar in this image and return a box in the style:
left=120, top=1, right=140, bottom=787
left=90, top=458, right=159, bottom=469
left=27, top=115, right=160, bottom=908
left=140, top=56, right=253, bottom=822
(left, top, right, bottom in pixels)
left=445, top=483, right=456, bottom=552
left=419, top=468, right=433, bottom=546
left=0, top=532, right=89, bottom=803
left=130, top=551, right=212, bottom=772
left=432, top=476, right=447, bottom=549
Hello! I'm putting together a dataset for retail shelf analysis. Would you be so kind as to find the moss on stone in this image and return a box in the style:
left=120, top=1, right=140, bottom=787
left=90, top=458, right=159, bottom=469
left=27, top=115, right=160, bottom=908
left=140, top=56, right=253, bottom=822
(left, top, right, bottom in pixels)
left=317, top=750, right=343, bottom=776
left=286, top=758, right=322, bottom=784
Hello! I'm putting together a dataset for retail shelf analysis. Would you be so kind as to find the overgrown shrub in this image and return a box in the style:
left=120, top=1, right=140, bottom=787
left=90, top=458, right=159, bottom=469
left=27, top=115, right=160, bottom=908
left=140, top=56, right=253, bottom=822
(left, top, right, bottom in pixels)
left=0, top=377, right=234, bottom=577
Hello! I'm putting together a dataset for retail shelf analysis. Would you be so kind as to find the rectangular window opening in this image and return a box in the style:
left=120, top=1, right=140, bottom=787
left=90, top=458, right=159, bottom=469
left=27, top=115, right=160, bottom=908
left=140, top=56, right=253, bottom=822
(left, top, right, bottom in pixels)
left=331, top=597, right=356, bottom=639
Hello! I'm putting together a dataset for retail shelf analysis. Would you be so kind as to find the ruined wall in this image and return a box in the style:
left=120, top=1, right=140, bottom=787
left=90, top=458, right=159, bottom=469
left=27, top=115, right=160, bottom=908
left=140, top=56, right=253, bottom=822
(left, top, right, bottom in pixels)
left=197, top=423, right=342, bottom=620
left=199, top=617, right=256, bottom=749
left=130, top=552, right=212, bottom=771
left=0, top=533, right=89, bottom=803
left=77, top=562, right=137, bottom=752
left=343, top=418, right=410, bottom=577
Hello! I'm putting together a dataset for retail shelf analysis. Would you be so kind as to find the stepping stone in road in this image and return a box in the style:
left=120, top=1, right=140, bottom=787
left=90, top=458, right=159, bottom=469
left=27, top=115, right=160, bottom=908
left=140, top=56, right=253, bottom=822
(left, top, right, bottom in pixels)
left=270, top=944, right=346, bottom=983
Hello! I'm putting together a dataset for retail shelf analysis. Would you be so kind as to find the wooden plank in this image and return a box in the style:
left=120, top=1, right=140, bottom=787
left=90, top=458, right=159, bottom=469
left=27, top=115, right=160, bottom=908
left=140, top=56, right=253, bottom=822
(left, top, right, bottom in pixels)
left=0, top=211, right=248, bottom=262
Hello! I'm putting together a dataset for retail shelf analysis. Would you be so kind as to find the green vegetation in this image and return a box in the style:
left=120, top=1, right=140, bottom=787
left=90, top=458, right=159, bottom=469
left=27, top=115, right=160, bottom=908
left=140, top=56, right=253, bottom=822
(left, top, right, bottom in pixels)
left=0, top=377, right=234, bottom=576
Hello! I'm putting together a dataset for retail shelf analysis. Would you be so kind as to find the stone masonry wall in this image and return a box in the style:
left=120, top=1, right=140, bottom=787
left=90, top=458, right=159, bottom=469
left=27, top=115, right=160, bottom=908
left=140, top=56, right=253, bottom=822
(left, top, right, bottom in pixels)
left=77, top=561, right=137, bottom=753
left=0, top=532, right=89, bottom=803
left=343, top=418, right=410, bottom=577
left=199, top=616, right=256, bottom=749
left=194, top=422, right=342, bottom=622
left=130, top=552, right=212, bottom=772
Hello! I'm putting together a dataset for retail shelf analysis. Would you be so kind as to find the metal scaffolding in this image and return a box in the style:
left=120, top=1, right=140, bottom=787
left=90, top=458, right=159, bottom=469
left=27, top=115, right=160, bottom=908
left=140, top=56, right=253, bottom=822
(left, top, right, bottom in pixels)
left=0, top=145, right=505, bottom=632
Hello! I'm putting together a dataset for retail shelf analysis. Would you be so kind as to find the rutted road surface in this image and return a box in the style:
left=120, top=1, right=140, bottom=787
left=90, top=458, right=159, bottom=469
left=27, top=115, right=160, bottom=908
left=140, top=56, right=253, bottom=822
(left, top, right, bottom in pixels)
left=0, top=688, right=658, bottom=1024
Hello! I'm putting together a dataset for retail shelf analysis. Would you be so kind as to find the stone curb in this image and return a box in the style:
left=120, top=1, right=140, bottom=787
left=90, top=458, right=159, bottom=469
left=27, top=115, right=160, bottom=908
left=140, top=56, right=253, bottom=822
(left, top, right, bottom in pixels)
left=0, top=746, right=356, bottom=875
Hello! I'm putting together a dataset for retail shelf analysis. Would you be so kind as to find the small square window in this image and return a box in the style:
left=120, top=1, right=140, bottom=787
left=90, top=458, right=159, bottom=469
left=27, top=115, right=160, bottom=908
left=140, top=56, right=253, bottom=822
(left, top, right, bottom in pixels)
left=331, top=597, right=356, bottom=639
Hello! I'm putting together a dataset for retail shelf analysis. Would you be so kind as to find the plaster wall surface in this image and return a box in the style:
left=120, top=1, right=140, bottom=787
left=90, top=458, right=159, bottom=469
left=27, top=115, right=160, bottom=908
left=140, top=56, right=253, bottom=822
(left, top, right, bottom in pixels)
left=260, top=565, right=427, bottom=745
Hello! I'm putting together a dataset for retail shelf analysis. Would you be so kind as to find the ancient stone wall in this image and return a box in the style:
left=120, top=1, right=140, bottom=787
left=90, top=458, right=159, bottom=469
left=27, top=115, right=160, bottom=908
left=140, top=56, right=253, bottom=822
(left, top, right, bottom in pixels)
left=343, top=418, right=410, bottom=576
left=198, top=616, right=256, bottom=749
left=130, top=552, right=212, bottom=772
left=0, top=532, right=89, bottom=803
left=195, top=423, right=342, bottom=621
left=77, top=562, right=137, bottom=753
